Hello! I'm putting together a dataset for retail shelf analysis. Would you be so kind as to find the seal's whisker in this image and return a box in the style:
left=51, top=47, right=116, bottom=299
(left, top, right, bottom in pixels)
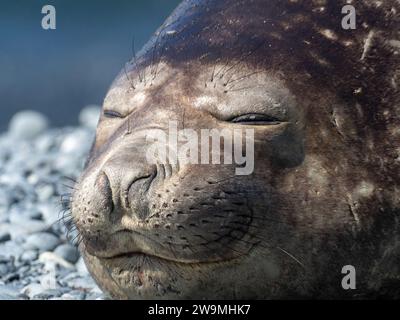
left=276, top=246, right=305, bottom=269
left=218, top=40, right=264, bottom=82
left=61, top=183, right=78, bottom=191
left=150, top=28, right=163, bottom=78
left=124, top=63, right=136, bottom=91
left=224, top=85, right=262, bottom=93
left=61, top=176, right=77, bottom=184
left=225, top=70, right=264, bottom=87
left=210, top=64, right=217, bottom=82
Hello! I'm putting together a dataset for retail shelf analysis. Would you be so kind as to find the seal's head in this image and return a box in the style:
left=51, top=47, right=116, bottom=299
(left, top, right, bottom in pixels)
left=71, top=0, right=400, bottom=299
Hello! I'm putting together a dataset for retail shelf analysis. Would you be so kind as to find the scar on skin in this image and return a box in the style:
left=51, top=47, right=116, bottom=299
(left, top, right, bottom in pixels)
left=361, top=30, right=375, bottom=61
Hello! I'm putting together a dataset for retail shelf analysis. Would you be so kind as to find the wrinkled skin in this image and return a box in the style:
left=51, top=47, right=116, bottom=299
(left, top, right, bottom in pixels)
left=71, top=0, right=400, bottom=299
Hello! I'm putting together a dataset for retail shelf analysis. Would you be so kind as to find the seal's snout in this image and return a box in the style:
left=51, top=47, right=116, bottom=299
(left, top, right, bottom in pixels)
left=71, top=170, right=114, bottom=238
left=72, top=147, right=158, bottom=240
left=100, top=153, right=156, bottom=220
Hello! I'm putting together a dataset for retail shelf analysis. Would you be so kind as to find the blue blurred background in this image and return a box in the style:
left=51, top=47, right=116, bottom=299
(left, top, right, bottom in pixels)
left=0, top=0, right=180, bottom=131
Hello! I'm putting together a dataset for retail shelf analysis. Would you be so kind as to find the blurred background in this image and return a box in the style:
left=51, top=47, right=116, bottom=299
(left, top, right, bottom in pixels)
left=0, top=0, right=181, bottom=131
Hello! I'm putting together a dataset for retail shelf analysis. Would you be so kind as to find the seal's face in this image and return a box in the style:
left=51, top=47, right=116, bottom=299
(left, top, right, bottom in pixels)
left=71, top=0, right=399, bottom=299
left=73, top=63, right=307, bottom=298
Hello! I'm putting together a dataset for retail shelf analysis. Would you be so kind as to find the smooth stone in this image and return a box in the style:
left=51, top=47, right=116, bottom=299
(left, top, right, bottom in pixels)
left=58, top=272, right=79, bottom=284
left=0, top=285, right=20, bottom=300
left=39, top=252, right=75, bottom=270
left=37, top=203, right=59, bottom=225
left=27, top=174, right=40, bottom=185
left=0, top=241, right=24, bottom=259
left=54, top=244, right=80, bottom=264
left=0, top=189, right=11, bottom=211
left=9, top=210, right=44, bottom=225
left=39, top=273, right=58, bottom=291
left=86, top=293, right=105, bottom=300
left=79, top=105, right=101, bottom=129
left=64, top=290, right=86, bottom=300
left=0, top=231, right=11, bottom=243
left=0, top=264, right=9, bottom=277
left=86, top=286, right=104, bottom=300
left=59, top=293, right=77, bottom=300
left=21, top=283, right=43, bottom=299
left=2, top=272, right=20, bottom=282
left=36, top=184, right=55, bottom=202
left=20, top=250, right=38, bottom=262
left=75, top=257, right=89, bottom=276
left=17, top=266, right=30, bottom=276
left=25, top=232, right=60, bottom=252
left=9, top=111, right=49, bottom=140
left=17, top=293, right=30, bottom=300
left=60, top=130, right=91, bottom=154
left=4, top=221, right=48, bottom=238
left=66, top=276, right=97, bottom=291
left=35, top=134, right=55, bottom=152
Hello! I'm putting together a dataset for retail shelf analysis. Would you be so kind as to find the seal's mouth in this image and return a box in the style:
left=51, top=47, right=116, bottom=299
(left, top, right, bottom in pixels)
left=95, top=246, right=246, bottom=266
left=83, top=228, right=250, bottom=266
left=96, top=248, right=251, bottom=270
left=100, top=251, right=217, bottom=266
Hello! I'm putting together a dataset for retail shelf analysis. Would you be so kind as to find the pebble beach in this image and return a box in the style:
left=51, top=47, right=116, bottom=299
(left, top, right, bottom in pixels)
left=0, top=107, right=107, bottom=300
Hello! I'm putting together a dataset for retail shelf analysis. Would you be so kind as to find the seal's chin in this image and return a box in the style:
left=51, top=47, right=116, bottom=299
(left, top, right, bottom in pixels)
left=81, top=240, right=264, bottom=300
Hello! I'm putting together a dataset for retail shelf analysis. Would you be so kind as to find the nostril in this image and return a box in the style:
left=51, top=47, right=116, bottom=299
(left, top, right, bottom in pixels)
left=95, top=171, right=114, bottom=214
left=127, top=174, right=154, bottom=195
left=126, top=172, right=155, bottom=217
left=96, top=171, right=111, bottom=191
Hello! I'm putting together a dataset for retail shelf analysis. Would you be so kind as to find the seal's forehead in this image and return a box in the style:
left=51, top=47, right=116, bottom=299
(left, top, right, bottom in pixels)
left=138, top=0, right=399, bottom=103
left=103, top=59, right=303, bottom=125
left=103, top=61, right=174, bottom=116
left=189, top=63, right=302, bottom=123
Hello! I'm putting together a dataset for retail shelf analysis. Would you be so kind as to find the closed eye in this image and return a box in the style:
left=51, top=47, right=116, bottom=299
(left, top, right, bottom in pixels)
left=229, top=113, right=281, bottom=125
left=103, top=110, right=125, bottom=119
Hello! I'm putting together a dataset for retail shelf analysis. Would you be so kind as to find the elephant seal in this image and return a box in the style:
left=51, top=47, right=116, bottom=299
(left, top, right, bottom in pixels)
left=70, top=0, right=400, bottom=299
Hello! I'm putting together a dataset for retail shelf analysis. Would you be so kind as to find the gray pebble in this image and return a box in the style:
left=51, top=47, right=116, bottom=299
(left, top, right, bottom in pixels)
left=5, top=219, right=48, bottom=238
left=60, top=129, right=91, bottom=155
left=32, top=288, right=65, bottom=300
left=54, top=244, right=80, bottom=264
left=9, top=211, right=43, bottom=225
left=21, top=283, right=43, bottom=299
left=0, top=231, right=11, bottom=243
left=8, top=111, right=48, bottom=140
left=0, top=112, right=99, bottom=300
left=0, top=264, right=9, bottom=277
left=20, top=250, right=38, bottom=262
left=0, top=285, right=20, bottom=300
left=0, top=240, right=24, bottom=259
left=66, top=276, right=97, bottom=291
left=63, top=290, right=86, bottom=300
left=35, top=134, right=55, bottom=152
left=25, top=232, right=60, bottom=252
left=79, top=105, right=101, bottom=129
left=36, top=184, right=55, bottom=202
left=75, top=257, right=89, bottom=276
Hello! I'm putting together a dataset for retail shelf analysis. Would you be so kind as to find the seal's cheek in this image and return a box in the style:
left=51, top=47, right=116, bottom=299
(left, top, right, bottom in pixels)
left=251, top=123, right=305, bottom=170
left=269, top=127, right=305, bottom=168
